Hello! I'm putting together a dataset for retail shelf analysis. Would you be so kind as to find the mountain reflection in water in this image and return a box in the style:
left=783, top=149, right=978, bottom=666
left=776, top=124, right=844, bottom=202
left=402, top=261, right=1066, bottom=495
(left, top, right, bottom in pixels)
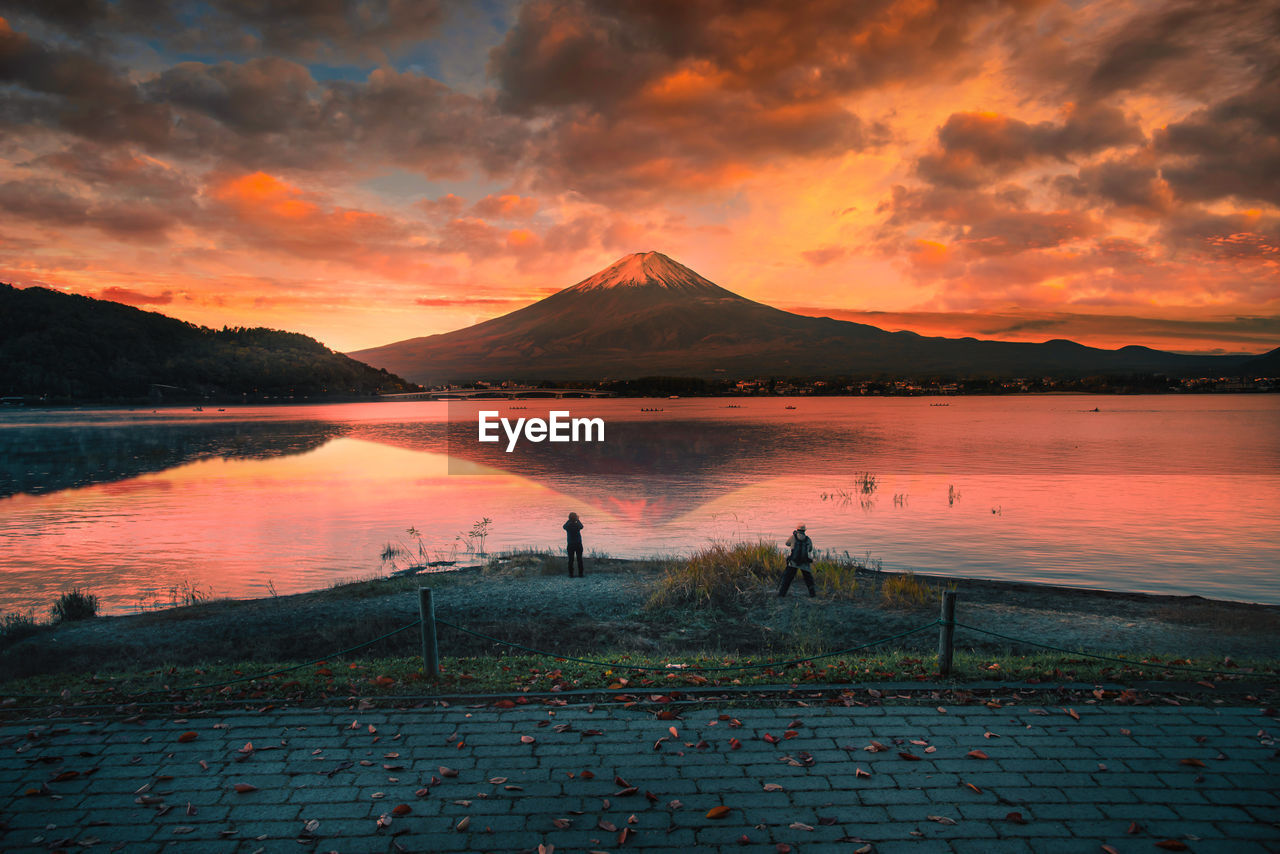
left=1, top=397, right=1277, bottom=614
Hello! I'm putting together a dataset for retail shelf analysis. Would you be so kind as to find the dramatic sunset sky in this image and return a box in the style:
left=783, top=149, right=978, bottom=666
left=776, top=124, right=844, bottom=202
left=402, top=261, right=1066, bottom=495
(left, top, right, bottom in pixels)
left=2, top=0, right=1277, bottom=355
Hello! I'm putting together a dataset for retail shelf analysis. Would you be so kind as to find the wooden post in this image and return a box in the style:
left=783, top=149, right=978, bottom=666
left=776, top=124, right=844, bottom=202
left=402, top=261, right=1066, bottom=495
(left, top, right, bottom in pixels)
left=419, top=588, right=439, bottom=678
left=938, top=590, right=957, bottom=677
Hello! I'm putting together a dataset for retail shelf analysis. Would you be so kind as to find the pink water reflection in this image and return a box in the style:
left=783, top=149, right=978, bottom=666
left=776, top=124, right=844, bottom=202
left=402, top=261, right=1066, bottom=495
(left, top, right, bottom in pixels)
left=1, top=395, right=1277, bottom=614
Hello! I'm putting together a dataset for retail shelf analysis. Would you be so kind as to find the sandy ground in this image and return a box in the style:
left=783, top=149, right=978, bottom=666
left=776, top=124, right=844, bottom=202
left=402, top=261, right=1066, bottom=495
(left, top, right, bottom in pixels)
left=2, top=557, right=1276, bottom=681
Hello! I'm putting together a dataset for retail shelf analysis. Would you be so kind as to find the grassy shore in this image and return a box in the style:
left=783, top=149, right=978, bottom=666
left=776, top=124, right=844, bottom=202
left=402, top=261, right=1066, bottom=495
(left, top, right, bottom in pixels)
left=2, top=545, right=1277, bottom=712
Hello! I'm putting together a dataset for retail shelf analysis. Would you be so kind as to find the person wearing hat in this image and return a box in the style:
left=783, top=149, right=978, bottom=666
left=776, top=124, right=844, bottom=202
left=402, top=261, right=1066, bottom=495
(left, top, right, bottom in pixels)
left=779, top=523, right=816, bottom=597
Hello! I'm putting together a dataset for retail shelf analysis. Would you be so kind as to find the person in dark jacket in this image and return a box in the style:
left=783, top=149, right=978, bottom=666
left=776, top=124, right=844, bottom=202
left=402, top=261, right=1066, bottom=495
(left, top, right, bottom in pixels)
left=778, top=523, right=816, bottom=597
left=563, top=512, right=585, bottom=577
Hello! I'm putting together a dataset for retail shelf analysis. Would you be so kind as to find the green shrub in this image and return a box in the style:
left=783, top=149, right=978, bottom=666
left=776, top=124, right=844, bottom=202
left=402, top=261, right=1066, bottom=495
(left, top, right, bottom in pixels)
left=52, top=588, right=99, bottom=622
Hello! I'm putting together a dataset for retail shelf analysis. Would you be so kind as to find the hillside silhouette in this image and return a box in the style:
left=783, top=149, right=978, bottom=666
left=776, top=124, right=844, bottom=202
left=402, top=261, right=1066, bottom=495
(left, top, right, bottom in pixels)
left=0, top=284, right=418, bottom=401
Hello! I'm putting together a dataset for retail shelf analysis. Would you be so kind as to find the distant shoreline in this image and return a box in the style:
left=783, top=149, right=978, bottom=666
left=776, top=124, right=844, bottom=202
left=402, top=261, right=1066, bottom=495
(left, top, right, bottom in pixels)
left=3, top=387, right=1278, bottom=410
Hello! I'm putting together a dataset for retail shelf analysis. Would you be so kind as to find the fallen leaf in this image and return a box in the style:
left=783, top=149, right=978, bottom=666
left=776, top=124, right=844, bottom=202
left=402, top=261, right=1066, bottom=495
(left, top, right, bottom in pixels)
left=1005, top=812, right=1026, bottom=824
left=669, top=726, right=679, bottom=738
left=964, top=782, right=982, bottom=793
left=598, top=820, right=618, bottom=832
left=1101, top=846, right=1120, bottom=854
left=864, top=740, right=890, bottom=752
left=763, top=733, right=780, bottom=744
left=303, top=819, right=319, bottom=833
left=1128, top=822, right=1144, bottom=834
left=520, top=735, right=536, bottom=744
left=439, top=766, right=458, bottom=777
left=776, top=845, right=792, bottom=853
left=371, top=792, right=385, bottom=799
left=763, top=783, right=784, bottom=792
left=392, top=804, right=411, bottom=816
left=706, top=806, right=731, bottom=819
left=1154, top=842, right=1188, bottom=851
left=455, top=817, right=470, bottom=832
left=927, top=815, right=957, bottom=825
left=232, top=783, right=257, bottom=793
left=898, top=752, right=922, bottom=761
left=924, top=746, right=937, bottom=754
left=855, top=767, right=871, bottom=778
left=789, top=822, right=814, bottom=831
left=729, top=738, right=742, bottom=750
left=552, top=818, right=572, bottom=829
left=966, top=750, right=990, bottom=760
left=617, top=827, right=634, bottom=845
left=1064, top=708, right=1080, bottom=721
left=177, top=732, right=197, bottom=743
left=1179, top=758, right=1206, bottom=768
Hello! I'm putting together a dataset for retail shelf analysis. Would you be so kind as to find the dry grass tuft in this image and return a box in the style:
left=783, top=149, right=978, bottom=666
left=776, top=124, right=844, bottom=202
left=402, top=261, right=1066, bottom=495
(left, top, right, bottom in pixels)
left=649, top=542, right=784, bottom=608
left=880, top=571, right=938, bottom=610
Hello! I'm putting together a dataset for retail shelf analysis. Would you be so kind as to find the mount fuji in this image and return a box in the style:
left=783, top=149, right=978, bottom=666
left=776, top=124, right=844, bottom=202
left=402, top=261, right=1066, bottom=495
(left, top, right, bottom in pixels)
left=351, top=252, right=1255, bottom=384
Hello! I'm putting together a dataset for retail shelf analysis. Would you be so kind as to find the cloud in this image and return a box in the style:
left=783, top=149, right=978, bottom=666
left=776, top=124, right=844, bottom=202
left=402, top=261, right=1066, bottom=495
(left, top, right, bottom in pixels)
left=1155, top=77, right=1280, bottom=207
left=0, top=16, right=173, bottom=147
left=207, top=171, right=416, bottom=260
left=98, top=286, right=174, bottom=306
left=0, top=177, right=174, bottom=239
left=487, top=0, right=1042, bottom=197
left=5, top=0, right=448, bottom=63
left=471, top=193, right=539, bottom=220
left=1081, top=0, right=1278, bottom=99
left=801, top=247, right=846, bottom=266
left=1055, top=155, right=1174, bottom=216
left=1, top=20, right=526, bottom=179
left=916, top=105, right=1143, bottom=188
left=1161, top=209, right=1280, bottom=261
left=491, top=0, right=1044, bottom=114
left=414, top=295, right=528, bottom=307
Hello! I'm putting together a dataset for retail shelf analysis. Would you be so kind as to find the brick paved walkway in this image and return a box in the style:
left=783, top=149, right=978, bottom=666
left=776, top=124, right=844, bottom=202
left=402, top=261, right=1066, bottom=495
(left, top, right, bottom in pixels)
left=2, top=701, right=1276, bottom=853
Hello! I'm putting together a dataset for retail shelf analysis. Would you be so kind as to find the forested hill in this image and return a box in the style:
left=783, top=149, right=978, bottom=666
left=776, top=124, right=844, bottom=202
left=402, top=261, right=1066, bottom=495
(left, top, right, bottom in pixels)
left=0, top=284, right=419, bottom=401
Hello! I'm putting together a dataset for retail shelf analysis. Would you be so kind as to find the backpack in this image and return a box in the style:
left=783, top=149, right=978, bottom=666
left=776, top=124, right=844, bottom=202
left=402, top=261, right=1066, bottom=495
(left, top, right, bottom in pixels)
left=789, top=532, right=813, bottom=565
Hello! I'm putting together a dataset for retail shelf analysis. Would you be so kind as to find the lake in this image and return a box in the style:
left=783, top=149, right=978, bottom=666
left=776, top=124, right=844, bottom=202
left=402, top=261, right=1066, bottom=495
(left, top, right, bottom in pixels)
left=1, top=395, right=1277, bottom=615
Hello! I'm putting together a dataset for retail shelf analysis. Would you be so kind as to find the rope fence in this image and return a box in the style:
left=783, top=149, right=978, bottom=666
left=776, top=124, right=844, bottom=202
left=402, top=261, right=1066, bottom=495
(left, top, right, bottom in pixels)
left=2, top=588, right=1270, bottom=708
left=436, top=616, right=940, bottom=673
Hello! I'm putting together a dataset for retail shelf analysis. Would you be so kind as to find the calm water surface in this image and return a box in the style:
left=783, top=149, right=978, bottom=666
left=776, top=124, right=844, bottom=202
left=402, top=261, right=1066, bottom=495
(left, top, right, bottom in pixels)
left=1, top=395, right=1277, bottom=614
